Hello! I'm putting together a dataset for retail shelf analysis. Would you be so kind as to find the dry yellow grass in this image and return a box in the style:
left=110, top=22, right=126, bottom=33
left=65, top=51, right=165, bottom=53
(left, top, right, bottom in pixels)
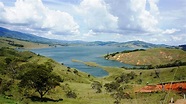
left=0, top=37, right=50, bottom=49
left=108, top=48, right=186, bottom=66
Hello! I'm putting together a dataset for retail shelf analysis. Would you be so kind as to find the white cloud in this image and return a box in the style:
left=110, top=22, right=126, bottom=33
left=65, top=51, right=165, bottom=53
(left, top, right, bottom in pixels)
left=130, top=0, right=159, bottom=32
left=0, top=2, right=4, bottom=9
left=171, top=36, right=182, bottom=41
left=148, top=0, right=159, bottom=16
left=104, top=0, right=161, bottom=34
left=0, top=2, right=6, bottom=19
left=169, top=34, right=186, bottom=45
left=0, top=0, right=185, bottom=45
left=83, top=30, right=97, bottom=37
left=162, top=28, right=180, bottom=34
left=78, top=0, right=118, bottom=31
left=0, top=0, right=79, bottom=36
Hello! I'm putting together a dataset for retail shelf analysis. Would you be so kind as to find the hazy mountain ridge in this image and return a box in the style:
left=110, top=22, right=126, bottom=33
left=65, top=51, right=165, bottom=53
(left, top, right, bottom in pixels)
left=179, top=45, right=186, bottom=51
left=0, top=27, right=53, bottom=43
left=119, top=40, right=169, bottom=48
left=0, top=27, right=170, bottom=48
left=85, top=40, right=169, bottom=48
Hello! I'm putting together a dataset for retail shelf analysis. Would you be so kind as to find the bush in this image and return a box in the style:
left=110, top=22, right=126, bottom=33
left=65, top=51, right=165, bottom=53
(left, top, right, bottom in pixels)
left=9, top=43, right=24, bottom=47
left=136, top=79, right=142, bottom=84
left=115, top=72, right=136, bottom=83
left=111, top=91, right=131, bottom=100
left=73, top=69, right=78, bottom=75
left=115, top=74, right=129, bottom=83
left=104, top=82, right=120, bottom=92
left=0, top=79, right=14, bottom=95
left=91, top=81, right=102, bottom=93
left=66, top=90, right=77, bottom=98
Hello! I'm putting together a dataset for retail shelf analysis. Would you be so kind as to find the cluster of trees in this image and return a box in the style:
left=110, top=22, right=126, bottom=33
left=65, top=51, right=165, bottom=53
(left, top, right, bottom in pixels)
left=91, top=81, right=102, bottom=93
left=155, top=60, right=186, bottom=68
left=4, top=39, right=24, bottom=47
left=104, top=49, right=145, bottom=58
left=9, top=43, right=24, bottom=47
left=120, top=49, right=146, bottom=53
left=104, top=72, right=137, bottom=103
left=122, top=60, right=186, bottom=70
left=115, top=71, right=136, bottom=83
left=0, top=47, right=64, bottom=101
left=90, top=72, right=136, bottom=104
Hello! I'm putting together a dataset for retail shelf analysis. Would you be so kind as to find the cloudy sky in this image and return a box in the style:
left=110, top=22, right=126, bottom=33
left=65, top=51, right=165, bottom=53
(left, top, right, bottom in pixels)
left=0, top=0, right=185, bottom=45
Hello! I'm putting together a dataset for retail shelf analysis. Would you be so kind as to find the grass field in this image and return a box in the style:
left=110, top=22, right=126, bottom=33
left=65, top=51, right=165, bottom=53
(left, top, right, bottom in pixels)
left=0, top=43, right=186, bottom=104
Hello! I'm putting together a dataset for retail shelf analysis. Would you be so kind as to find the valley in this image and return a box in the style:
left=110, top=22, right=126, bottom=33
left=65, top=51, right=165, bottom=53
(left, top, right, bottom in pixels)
left=0, top=0, right=185, bottom=103
left=0, top=37, right=186, bottom=104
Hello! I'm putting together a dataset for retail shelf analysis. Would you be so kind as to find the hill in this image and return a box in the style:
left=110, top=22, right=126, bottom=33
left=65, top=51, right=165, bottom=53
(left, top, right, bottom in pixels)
left=84, top=40, right=168, bottom=48
left=0, top=27, right=169, bottom=48
left=0, top=47, right=95, bottom=103
left=0, top=27, right=53, bottom=43
left=179, top=45, right=186, bottom=51
left=105, top=48, right=186, bottom=66
left=119, top=40, right=168, bottom=48
left=0, top=27, right=87, bottom=45
left=0, top=37, right=51, bottom=49
left=0, top=47, right=186, bottom=104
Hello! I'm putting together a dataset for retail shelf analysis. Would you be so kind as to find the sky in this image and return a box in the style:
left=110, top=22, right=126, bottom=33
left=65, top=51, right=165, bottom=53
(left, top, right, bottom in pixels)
left=0, top=0, right=185, bottom=45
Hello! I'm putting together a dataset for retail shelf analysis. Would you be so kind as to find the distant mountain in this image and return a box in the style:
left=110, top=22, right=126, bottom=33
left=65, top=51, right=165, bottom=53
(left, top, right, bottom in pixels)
left=118, top=40, right=169, bottom=48
left=0, top=27, right=54, bottom=43
left=0, top=27, right=88, bottom=45
left=0, top=27, right=169, bottom=48
left=85, top=40, right=168, bottom=48
left=179, top=45, right=186, bottom=51
left=85, top=41, right=118, bottom=46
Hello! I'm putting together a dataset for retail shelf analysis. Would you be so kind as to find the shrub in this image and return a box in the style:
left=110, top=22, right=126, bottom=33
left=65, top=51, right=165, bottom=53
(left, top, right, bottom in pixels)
left=0, top=79, right=14, bottom=95
left=104, top=82, right=120, bottom=92
left=91, top=81, right=102, bottom=93
left=115, top=72, right=136, bottom=83
left=73, top=69, right=78, bottom=75
left=66, top=90, right=77, bottom=98
left=136, top=79, right=142, bottom=84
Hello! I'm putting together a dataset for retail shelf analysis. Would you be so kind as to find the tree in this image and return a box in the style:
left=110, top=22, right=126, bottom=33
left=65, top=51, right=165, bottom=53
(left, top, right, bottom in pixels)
left=104, top=82, right=120, bottom=92
left=19, top=65, right=63, bottom=99
left=111, top=91, right=131, bottom=104
left=115, top=72, right=136, bottom=84
left=91, top=81, right=102, bottom=93
left=66, top=90, right=77, bottom=98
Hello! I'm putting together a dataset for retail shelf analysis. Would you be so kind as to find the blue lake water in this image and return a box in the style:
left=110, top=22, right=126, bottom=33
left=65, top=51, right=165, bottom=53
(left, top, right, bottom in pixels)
left=31, top=46, right=134, bottom=77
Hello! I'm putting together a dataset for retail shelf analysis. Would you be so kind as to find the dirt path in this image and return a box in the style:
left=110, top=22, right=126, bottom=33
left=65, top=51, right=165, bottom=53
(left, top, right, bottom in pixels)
left=138, top=81, right=186, bottom=93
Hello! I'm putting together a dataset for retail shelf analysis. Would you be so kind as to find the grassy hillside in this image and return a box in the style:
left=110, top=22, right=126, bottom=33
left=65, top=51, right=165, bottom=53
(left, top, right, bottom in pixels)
left=105, top=48, right=186, bottom=66
left=0, top=47, right=95, bottom=103
left=0, top=47, right=185, bottom=104
left=0, top=37, right=50, bottom=49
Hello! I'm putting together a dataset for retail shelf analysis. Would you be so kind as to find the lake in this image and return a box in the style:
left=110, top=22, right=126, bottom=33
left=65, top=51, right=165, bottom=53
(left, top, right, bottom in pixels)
left=31, top=46, right=134, bottom=77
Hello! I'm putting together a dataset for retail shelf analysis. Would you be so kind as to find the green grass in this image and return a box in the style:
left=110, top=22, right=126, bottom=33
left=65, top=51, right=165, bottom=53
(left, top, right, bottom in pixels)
left=68, top=58, right=186, bottom=103
left=0, top=47, right=186, bottom=104
left=72, top=59, right=100, bottom=67
left=0, top=96, right=19, bottom=104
